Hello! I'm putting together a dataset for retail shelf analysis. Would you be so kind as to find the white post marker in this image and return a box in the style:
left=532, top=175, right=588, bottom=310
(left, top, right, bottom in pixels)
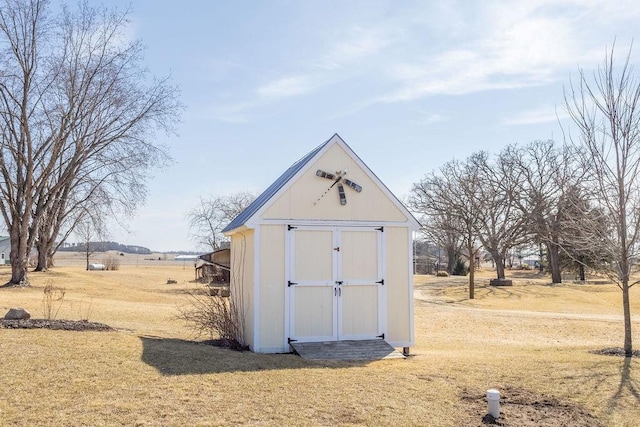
left=486, top=389, right=501, bottom=418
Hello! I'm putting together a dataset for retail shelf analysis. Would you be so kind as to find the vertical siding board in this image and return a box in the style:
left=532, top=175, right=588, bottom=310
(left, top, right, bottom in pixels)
left=258, top=225, right=286, bottom=351
left=385, top=227, right=411, bottom=344
left=230, top=231, right=255, bottom=350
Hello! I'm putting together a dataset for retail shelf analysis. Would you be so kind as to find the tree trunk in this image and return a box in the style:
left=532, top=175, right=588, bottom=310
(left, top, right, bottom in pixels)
left=34, top=240, right=48, bottom=271
left=467, top=241, right=475, bottom=300
left=8, top=228, right=29, bottom=285
left=538, top=244, right=545, bottom=273
left=446, top=246, right=456, bottom=274
left=623, top=281, right=633, bottom=356
left=547, top=242, right=562, bottom=283
left=578, top=262, right=585, bottom=281
left=496, top=260, right=505, bottom=279
left=34, top=234, right=57, bottom=271
left=490, top=250, right=505, bottom=279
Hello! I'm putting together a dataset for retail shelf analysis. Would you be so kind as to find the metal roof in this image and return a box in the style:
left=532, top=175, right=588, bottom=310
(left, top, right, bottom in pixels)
left=221, top=135, right=335, bottom=233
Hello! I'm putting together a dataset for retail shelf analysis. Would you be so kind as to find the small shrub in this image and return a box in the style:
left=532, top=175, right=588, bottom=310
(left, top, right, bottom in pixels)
left=42, top=281, right=66, bottom=320
left=103, top=255, right=120, bottom=271
left=436, top=271, right=449, bottom=277
left=177, top=285, right=246, bottom=351
left=78, top=298, right=94, bottom=322
left=452, top=258, right=468, bottom=276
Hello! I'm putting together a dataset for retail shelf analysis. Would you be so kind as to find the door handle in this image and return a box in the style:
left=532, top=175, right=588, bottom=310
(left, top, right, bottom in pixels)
left=334, top=287, right=337, bottom=296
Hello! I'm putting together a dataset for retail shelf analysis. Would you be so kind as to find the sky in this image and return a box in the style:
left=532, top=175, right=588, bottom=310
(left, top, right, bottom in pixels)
left=82, top=0, right=640, bottom=252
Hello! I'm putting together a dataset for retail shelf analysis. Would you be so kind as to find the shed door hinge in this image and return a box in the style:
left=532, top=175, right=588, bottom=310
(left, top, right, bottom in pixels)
left=288, top=338, right=297, bottom=343
left=376, top=279, right=384, bottom=286
left=287, top=281, right=297, bottom=287
left=376, top=226, right=384, bottom=232
left=377, top=333, right=385, bottom=339
left=288, top=225, right=297, bottom=230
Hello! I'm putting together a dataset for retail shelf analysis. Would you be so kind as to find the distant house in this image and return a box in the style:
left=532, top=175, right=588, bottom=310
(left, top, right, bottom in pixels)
left=0, top=236, right=9, bottom=265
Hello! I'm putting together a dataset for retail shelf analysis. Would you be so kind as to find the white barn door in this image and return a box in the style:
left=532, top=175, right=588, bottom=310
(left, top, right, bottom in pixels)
left=338, top=229, right=382, bottom=340
left=288, top=226, right=384, bottom=343
left=288, top=228, right=337, bottom=342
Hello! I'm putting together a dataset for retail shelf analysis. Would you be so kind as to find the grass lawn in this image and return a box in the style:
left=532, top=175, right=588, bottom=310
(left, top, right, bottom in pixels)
left=1, top=260, right=639, bottom=426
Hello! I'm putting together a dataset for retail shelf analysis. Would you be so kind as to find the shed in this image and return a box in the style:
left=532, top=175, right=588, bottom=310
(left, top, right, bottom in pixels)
left=196, top=248, right=231, bottom=284
left=222, top=134, right=420, bottom=353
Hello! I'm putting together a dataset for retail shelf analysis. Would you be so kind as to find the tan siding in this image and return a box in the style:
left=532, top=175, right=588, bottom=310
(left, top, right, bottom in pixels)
left=258, top=225, right=286, bottom=350
left=385, top=227, right=411, bottom=343
left=263, top=144, right=408, bottom=222
left=230, top=230, right=254, bottom=350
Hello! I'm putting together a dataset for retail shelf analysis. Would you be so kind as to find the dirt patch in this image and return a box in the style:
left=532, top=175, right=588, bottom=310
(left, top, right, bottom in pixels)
left=458, top=387, right=603, bottom=426
left=0, top=318, right=113, bottom=331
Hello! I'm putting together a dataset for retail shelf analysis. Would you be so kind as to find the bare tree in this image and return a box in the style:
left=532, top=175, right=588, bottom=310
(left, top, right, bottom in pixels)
left=75, top=209, right=107, bottom=271
left=470, top=151, right=531, bottom=280
left=564, top=42, right=640, bottom=356
left=409, top=158, right=482, bottom=298
left=557, top=185, right=610, bottom=281
left=33, top=159, right=143, bottom=271
left=0, top=0, right=179, bottom=285
left=187, top=192, right=256, bottom=252
left=417, top=211, right=463, bottom=275
left=503, top=141, right=587, bottom=283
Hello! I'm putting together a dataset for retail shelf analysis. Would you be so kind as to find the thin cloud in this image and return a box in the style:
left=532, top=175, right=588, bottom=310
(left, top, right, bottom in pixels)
left=315, top=26, right=395, bottom=71
left=377, top=0, right=637, bottom=103
left=415, top=112, right=449, bottom=125
left=502, top=106, right=569, bottom=126
left=210, top=0, right=640, bottom=122
left=218, top=25, right=395, bottom=118
left=258, top=75, right=317, bottom=98
left=203, top=100, right=260, bottom=124
left=257, top=26, right=394, bottom=100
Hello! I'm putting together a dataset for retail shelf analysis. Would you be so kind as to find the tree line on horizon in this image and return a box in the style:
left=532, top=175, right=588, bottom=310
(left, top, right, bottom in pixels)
left=58, top=241, right=152, bottom=255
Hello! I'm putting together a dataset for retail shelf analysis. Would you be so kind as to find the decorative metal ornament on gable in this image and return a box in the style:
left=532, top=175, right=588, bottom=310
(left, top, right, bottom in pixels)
left=314, top=169, right=362, bottom=205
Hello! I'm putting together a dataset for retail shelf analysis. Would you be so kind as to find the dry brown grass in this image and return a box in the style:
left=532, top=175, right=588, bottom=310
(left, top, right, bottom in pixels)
left=0, top=264, right=639, bottom=425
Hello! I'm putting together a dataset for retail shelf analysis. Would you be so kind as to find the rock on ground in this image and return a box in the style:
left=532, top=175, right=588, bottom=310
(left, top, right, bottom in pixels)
left=4, top=308, right=31, bottom=320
